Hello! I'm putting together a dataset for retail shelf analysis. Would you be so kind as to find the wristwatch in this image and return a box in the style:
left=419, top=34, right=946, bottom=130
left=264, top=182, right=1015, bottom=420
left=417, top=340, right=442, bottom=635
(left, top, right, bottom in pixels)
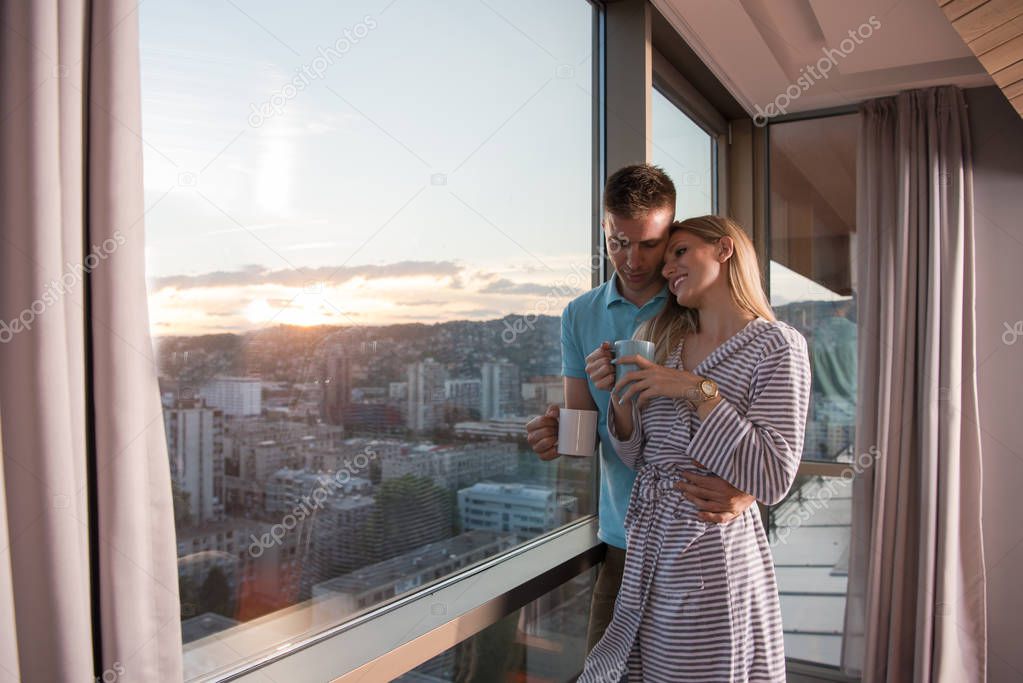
left=686, top=378, right=719, bottom=405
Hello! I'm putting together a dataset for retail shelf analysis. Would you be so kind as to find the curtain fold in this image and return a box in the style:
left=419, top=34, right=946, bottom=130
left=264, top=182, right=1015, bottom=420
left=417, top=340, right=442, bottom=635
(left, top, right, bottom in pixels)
left=842, top=86, right=987, bottom=682
left=0, top=1, right=183, bottom=680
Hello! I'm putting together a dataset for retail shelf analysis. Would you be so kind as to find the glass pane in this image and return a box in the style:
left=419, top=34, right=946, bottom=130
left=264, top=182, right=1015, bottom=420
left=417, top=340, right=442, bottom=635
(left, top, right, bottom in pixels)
left=768, top=114, right=858, bottom=463
left=140, top=1, right=595, bottom=677
left=400, top=567, right=596, bottom=681
left=651, top=87, right=714, bottom=217
left=769, top=471, right=853, bottom=667
left=767, top=114, right=859, bottom=669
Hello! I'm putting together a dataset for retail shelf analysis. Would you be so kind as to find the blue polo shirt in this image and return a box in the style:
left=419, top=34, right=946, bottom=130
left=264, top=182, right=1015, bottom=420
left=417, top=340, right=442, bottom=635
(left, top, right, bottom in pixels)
left=560, top=274, right=668, bottom=549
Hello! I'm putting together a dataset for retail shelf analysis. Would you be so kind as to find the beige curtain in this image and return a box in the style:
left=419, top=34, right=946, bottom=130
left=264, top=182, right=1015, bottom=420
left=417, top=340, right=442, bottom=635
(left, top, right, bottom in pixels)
left=842, top=86, right=987, bottom=682
left=0, top=1, right=182, bottom=681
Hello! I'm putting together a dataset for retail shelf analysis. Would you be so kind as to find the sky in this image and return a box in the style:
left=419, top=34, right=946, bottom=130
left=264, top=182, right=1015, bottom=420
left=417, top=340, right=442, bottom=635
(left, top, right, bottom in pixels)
left=139, top=0, right=843, bottom=337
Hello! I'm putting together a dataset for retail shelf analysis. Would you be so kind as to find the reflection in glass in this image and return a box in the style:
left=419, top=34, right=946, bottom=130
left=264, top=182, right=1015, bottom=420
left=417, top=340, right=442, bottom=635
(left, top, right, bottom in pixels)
left=768, top=114, right=859, bottom=463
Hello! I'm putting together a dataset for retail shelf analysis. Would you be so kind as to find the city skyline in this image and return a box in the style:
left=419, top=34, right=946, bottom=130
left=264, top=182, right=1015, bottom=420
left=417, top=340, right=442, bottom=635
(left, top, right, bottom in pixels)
left=146, top=257, right=849, bottom=336
left=162, top=291, right=853, bottom=669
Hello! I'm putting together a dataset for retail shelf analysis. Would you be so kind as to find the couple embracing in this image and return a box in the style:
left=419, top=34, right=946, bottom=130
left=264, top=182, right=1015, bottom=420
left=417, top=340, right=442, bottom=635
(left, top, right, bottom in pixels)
left=525, top=164, right=811, bottom=682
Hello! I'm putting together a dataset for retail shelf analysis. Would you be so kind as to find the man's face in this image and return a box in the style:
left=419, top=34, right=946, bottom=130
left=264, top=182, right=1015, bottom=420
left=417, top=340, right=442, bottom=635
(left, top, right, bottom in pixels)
left=603, top=207, right=673, bottom=298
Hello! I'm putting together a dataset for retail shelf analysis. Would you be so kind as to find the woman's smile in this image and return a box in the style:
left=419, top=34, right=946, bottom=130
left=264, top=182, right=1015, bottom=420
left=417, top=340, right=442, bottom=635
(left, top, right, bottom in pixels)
left=669, top=274, right=688, bottom=293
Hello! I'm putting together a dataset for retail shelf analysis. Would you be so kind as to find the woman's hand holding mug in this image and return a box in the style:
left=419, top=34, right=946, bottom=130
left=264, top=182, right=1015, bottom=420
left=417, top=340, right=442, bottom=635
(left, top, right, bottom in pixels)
left=613, top=355, right=702, bottom=409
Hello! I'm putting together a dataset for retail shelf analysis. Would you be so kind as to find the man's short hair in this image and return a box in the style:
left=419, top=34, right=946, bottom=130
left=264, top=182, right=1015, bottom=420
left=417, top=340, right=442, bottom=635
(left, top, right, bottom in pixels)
left=603, top=164, right=676, bottom=220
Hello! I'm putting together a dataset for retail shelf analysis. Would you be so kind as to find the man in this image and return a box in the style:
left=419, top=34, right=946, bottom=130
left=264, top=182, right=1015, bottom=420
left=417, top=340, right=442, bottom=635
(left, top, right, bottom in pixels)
left=525, top=164, right=756, bottom=651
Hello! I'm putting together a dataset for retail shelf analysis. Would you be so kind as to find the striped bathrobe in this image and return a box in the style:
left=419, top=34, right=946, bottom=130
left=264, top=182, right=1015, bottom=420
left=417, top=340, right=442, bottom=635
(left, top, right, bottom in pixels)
left=578, top=317, right=811, bottom=683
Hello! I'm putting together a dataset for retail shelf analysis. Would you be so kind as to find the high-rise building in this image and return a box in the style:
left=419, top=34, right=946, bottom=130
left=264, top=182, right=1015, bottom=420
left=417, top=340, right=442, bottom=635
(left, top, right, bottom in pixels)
left=444, top=378, right=481, bottom=419
left=458, top=482, right=577, bottom=538
left=406, top=359, right=448, bottom=432
left=323, top=353, right=351, bottom=423
left=165, top=398, right=225, bottom=525
left=200, top=377, right=262, bottom=417
left=481, top=361, right=521, bottom=419
left=323, top=348, right=354, bottom=425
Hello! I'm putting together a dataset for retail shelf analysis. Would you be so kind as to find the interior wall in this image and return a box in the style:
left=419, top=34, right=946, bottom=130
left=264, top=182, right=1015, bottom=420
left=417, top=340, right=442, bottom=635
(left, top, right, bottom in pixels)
left=965, top=85, right=1023, bottom=681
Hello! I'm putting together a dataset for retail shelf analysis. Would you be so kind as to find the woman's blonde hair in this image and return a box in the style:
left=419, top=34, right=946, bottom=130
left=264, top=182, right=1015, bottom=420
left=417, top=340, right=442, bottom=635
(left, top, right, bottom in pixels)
left=636, top=215, right=775, bottom=363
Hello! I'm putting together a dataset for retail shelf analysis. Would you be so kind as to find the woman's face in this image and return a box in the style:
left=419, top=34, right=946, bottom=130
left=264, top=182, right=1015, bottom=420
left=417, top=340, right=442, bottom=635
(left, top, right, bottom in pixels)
left=661, top=230, right=727, bottom=307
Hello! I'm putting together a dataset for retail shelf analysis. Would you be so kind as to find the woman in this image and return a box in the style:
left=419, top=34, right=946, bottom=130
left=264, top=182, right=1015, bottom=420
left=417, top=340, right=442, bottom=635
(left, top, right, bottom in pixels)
left=578, top=216, right=811, bottom=683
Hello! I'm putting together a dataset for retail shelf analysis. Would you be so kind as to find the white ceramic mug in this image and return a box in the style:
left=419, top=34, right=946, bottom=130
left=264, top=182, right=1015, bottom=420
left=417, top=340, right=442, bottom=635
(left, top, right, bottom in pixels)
left=558, top=408, right=598, bottom=457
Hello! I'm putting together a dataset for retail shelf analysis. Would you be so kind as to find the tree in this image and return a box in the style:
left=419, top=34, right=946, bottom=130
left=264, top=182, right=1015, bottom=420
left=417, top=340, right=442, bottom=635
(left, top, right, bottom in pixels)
left=199, top=566, right=234, bottom=618
left=354, top=475, right=453, bottom=566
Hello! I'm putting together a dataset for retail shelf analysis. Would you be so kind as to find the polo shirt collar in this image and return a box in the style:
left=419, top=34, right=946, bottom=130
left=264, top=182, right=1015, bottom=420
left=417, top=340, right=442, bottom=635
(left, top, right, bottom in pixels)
left=604, top=272, right=669, bottom=310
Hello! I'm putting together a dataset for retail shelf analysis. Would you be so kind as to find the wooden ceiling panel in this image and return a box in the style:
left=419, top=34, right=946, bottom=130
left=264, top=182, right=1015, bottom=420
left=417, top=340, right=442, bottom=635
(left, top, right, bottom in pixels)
left=943, top=0, right=993, bottom=23
left=939, top=0, right=1023, bottom=116
left=943, top=0, right=1023, bottom=42
left=1002, top=76, right=1023, bottom=98
left=978, top=33, right=1023, bottom=71
left=968, top=12, right=1023, bottom=53
left=993, top=59, right=1023, bottom=86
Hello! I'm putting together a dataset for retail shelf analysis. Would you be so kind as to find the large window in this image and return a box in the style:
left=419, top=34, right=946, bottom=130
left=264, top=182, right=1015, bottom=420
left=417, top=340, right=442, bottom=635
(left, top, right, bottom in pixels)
left=766, top=113, right=859, bottom=668
left=140, top=1, right=595, bottom=677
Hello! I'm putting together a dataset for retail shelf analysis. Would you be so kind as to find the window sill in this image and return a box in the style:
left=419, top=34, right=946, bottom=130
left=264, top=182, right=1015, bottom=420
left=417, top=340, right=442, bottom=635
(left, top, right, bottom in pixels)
left=186, top=516, right=604, bottom=682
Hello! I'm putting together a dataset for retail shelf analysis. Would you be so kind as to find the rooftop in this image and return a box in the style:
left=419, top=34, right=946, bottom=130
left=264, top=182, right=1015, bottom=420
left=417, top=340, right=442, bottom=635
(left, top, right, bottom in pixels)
left=313, top=530, right=515, bottom=595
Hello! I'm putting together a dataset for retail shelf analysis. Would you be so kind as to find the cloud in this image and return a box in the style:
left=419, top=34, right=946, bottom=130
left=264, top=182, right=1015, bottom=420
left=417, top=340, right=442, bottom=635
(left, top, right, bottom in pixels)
left=479, top=278, right=580, bottom=297
left=458, top=308, right=504, bottom=317
left=396, top=299, right=447, bottom=307
left=151, top=261, right=462, bottom=291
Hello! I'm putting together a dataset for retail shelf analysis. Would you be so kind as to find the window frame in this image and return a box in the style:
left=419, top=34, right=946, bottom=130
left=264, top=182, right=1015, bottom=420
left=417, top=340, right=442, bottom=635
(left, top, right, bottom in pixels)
left=651, top=48, right=727, bottom=215
left=764, top=106, right=860, bottom=484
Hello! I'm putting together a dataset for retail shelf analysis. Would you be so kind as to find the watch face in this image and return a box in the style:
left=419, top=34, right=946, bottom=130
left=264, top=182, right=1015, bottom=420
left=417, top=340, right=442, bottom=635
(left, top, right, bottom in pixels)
left=700, top=379, right=717, bottom=398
